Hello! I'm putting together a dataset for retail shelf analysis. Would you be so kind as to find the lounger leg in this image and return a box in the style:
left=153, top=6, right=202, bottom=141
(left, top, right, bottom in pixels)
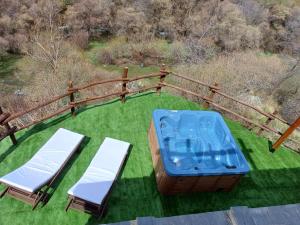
left=0, top=187, right=9, bottom=198
left=65, top=197, right=73, bottom=212
left=97, top=206, right=105, bottom=219
left=32, top=191, right=45, bottom=210
left=96, top=198, right=108, bottom=219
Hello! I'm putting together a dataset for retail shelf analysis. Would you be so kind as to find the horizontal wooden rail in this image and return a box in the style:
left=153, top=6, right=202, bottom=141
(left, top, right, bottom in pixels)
left=170, top=71, right=299, bottom=133
left=4, top=92, right=71, bottom=124
left=72, top=91, right=126, bottom=106
left=272, top=117, right=300, bottom=151
left=73, top=85, right=161, bottom=106
left=215, top=90, right=300, bottom=137
left=169, top=72, right=220, bottom=90
left=209, top=102, right=281, bottom=134
left=71, top=78, right=125, bottom=92
left=17, top=105, right=73, bottom=131
left=161, top=82, right=211, bottom=102
left=0, top=66, right=298, bottom=152
left=128, top=73, right=162, bottom=82
left=215, top=90, right=299, bottom=133
left=164, top=81, right=300, bottom=147
left=272, top=114, right=288, bottom=124
left=70, top=74, right=164, bottom=92
left=127, top=85, right=160, bottom=95
left=162, top=82, right=280, bottom=135
left=0, top=113, right=10, bottom=125
left=214, top=90, right=275, bottom=120
left=0, top=126, right=17, bottom=141
left=288, top=137, right=300, bottom=146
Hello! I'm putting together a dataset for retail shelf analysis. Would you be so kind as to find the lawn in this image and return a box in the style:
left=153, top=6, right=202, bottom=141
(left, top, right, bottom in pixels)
left=0, top=92, right=300, bottom=225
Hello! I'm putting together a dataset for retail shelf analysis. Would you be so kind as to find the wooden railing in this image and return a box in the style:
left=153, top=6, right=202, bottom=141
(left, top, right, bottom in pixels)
left=272, top=117, right=300, bottom=151
left=0, top=65, right=299, bottom=151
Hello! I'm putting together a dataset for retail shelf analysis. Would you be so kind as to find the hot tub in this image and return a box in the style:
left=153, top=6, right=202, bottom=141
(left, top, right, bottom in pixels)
left=148, top=109, right=250, bottom=195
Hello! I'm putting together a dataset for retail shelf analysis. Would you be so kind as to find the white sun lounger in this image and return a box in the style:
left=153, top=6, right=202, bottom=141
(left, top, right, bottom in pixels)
left=65, top=137, right=131, bottom=216
left=0, top=128, right=84, bottom=209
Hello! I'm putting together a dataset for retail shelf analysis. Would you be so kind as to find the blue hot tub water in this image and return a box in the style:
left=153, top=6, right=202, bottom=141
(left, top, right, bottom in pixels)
left=152, top=109, right=250, bottom=176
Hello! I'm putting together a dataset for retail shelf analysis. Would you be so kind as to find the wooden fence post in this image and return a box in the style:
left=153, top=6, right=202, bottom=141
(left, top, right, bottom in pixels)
left=257, top=110, right=278, bottom=135
left=203, top=83, right=218, bottom=109
left=121, top=67, right=128, bottom=103
left=156, top=64, right=167, bottom=94
left=68, top=81, right=76, bottom=116
left=272, top=116, right=300, bottom=151
left=0, top=106, right=17, bottom=145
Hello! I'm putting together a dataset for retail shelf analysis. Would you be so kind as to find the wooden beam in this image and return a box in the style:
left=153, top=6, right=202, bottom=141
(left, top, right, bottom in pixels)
left=127, top=85, right=160, bottom=95
left=0, top=113, right=10, bottom=125
left=74, top=78, right=125, bottom=91
left=121, top=67, right=128, bottom=103
left=17, top=106, right=72, bottom=131
left=128, top=73, right=161, bottom=82
left=272, top=116, right=300, bottom=151
left=170, top=72, right=220, bottom=90
left=161, top=82, right=279, bottom=134
left=161, top=82, right=211, bottom=102
left=203, top=83, right=219, bottom=109
left=3, top=92, right=70, bottom=124
left=73, top=91, right=125, bottom=106
left=0, top=107, right=17, bottom=145
left=0, top=126, right=17, bottom=142
left=258, top=110, right=278, bottom=135
left=68, top=81, right=76, bottom=116
left=156, top=64, right=167, bottom=94
left=215, top=90, right=276, bottom=120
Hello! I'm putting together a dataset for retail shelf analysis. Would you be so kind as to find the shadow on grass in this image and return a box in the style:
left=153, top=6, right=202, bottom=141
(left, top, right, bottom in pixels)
left=75, top=98, right=120, bottom=116
left=268, top=140, right=275, bottom=153
left=126, top=91, right=156, bottom=101
left=237, top=138, right=257, bottom=170
left=42, top=136, right=91, bottom=207
left=82, top=164, right=300, bottom=225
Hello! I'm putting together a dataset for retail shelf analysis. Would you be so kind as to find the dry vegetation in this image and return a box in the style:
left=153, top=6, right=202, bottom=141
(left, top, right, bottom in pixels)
left=1, top=0, right=299, bottom=55
left=0, top=0, right=299, bottom=145
left=168, top=51, right=288, bottom=123
left=173, top=51, right=289, bottom=97
left=1, top=45, right=118, bottom=128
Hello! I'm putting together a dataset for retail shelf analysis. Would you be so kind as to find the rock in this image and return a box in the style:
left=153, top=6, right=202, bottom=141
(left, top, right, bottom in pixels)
left=238, top=93, right=263, bottom=108
left=14, top=89, right=24, bottom=96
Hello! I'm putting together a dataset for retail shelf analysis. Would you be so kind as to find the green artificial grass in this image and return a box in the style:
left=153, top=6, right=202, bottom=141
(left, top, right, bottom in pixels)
left=0, top=92, right=300, bottom=225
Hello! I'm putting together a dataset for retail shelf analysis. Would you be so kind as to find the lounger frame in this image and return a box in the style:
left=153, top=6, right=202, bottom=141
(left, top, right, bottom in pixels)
left=0, top=141, right=83, bottom=210
left=65, top=191, right=110, bottom=217
left=65, top=150, right=130, bottom=217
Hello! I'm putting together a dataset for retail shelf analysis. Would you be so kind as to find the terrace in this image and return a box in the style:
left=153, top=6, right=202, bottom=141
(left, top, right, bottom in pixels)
left=0, top=68, right=299, bottom=225
left=0, top=92, right=299, bottom=224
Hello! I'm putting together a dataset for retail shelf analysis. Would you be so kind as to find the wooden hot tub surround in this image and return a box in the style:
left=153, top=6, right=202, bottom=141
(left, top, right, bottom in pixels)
left=148, top=120, right=243, bottom=195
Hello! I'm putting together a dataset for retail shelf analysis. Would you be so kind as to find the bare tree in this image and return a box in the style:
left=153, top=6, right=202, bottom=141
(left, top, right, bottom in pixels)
left=24, top=0, right=63, bottom=74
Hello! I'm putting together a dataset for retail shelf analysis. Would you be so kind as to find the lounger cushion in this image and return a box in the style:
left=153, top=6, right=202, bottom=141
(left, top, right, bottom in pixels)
left=68, top=137, right=130, bottom=205
left=0, top=128, right=84, bottom=193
